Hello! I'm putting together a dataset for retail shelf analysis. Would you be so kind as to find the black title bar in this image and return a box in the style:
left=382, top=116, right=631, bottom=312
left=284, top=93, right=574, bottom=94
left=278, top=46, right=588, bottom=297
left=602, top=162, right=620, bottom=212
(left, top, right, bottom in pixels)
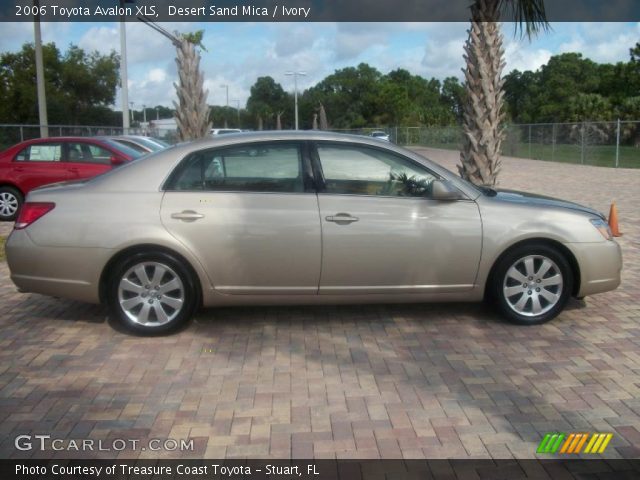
left=1, top=0, right=640, bottom=22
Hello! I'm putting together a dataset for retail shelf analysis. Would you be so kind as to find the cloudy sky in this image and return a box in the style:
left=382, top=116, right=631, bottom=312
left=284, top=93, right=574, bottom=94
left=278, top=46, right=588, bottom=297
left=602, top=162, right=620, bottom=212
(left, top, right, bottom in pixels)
left=1, top=22, right=638, bottom=110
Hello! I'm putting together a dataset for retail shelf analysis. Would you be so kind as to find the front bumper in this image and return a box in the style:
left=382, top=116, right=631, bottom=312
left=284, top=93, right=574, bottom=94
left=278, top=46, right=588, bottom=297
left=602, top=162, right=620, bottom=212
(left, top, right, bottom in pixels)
left=566, top=240, right=622, bottom=297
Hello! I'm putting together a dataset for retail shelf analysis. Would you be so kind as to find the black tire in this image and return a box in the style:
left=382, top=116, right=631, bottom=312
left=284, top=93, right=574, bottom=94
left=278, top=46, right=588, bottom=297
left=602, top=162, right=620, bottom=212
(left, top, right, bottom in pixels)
left=0, top=186, right=23, bottom=222
left=107, top=251, right=199, bottom=335
left=491, top=243, right=573, bottom=325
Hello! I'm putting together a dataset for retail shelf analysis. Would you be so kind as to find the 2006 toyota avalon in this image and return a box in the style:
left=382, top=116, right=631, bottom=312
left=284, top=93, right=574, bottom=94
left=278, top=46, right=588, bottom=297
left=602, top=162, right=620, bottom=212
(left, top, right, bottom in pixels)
left=6, top=131, right=622, bottom=334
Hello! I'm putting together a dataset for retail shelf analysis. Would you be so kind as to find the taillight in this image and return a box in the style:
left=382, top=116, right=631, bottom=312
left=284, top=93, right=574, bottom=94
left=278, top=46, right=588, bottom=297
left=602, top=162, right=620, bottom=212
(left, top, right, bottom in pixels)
left=14, top=202, right=55, bottom=229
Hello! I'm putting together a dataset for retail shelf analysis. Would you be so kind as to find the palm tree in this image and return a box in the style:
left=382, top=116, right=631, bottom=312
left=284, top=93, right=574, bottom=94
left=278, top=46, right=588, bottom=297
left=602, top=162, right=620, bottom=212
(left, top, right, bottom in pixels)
left=173, top=31, right=211, bottom=141
left=458, top=0, right=548, bottom=186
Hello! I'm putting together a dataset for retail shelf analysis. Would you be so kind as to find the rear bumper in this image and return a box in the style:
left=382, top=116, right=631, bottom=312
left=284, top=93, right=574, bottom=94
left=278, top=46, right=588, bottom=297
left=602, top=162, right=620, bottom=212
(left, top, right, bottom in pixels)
left=566, top=240, right=622, bottom=297
left=6, top=229, right=106, bottom=304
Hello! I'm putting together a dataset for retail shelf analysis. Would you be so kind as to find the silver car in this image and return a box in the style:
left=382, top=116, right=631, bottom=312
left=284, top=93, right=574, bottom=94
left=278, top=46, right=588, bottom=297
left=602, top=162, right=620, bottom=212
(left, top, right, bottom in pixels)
left=6, top=132, right=622, bottom=334
left=103, top=135, right=169, bottom=153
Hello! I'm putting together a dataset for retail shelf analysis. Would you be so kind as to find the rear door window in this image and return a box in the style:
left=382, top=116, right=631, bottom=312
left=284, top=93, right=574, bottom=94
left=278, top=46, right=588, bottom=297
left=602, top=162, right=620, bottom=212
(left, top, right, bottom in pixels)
left=166, top=143, right=304, bottom=193
left=15, top=144, right=63, bottom=162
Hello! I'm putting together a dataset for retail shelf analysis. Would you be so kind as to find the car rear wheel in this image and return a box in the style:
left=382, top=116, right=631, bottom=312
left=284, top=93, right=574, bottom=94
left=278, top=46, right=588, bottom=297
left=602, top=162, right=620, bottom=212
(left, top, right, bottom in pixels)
left=107, top=252, right=198, bottom=334
left=0, top=186, right=22, bottom=221
left=492, top=244, right=573, bottom=325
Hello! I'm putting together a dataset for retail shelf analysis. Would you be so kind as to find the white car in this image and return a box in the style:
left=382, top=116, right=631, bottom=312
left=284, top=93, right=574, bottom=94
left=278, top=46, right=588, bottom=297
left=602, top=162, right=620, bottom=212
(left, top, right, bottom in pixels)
left=370, top=131, right=390, bottom=142
left=210, top=128, right=242, bottom=135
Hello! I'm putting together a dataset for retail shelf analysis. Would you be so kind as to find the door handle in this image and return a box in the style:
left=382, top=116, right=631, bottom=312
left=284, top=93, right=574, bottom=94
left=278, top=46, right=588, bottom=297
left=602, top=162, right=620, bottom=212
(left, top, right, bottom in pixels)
left=171, top=210, right=205, bottom=222
left=326, top=213, right=359, bottom=225
left=14, top=167, right=24, bottom=172
left=68, top=167, right=79, bottom=173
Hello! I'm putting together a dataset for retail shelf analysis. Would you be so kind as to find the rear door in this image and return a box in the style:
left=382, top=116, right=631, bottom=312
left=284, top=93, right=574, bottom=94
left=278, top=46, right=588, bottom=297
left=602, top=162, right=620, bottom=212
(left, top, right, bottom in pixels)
left=160, top=141, right=322, bottom=294
left=63, top=141, right=114, bottom=180
left=11, top=141, right=74, bottom=191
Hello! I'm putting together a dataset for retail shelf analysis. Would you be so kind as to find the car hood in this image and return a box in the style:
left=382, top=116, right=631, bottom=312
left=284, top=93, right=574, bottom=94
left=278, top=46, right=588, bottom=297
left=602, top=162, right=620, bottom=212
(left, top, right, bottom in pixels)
left=492, top=189, right=605, bottom=219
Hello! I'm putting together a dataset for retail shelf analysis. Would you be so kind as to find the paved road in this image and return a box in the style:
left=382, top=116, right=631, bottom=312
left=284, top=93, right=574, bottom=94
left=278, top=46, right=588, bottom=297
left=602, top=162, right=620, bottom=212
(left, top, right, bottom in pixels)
left=0, top=151, right=638, bottom=459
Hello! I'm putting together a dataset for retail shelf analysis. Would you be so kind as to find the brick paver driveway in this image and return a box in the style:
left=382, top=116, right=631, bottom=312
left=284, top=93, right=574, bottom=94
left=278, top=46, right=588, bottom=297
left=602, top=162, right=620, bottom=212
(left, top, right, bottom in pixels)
left=0, top=150, right=638, bottom=460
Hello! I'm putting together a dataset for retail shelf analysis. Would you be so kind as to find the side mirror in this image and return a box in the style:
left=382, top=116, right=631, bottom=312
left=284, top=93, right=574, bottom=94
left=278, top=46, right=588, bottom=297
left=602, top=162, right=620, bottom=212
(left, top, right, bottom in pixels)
left=431, top=180, right=464, bottom=201
left=110, top=155, right=125, bottom=166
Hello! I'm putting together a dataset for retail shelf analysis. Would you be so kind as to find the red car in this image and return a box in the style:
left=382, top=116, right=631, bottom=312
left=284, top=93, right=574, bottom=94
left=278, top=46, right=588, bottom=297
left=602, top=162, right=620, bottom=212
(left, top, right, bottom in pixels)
left=0, top=137, right=142, bottom=221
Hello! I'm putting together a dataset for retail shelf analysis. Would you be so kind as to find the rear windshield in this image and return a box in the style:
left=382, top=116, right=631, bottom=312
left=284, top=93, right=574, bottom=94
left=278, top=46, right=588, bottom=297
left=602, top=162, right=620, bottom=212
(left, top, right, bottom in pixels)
left=101, top=139, right=144, bottom=159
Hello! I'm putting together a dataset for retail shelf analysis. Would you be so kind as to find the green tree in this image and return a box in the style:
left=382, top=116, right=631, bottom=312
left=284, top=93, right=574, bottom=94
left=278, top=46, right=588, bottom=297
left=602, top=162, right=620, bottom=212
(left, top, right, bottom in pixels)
left=0, top=42, right=119, bottom=125
left=246, top=76, right=289, bottom=130
left=458, top=0, right=548, bottom=186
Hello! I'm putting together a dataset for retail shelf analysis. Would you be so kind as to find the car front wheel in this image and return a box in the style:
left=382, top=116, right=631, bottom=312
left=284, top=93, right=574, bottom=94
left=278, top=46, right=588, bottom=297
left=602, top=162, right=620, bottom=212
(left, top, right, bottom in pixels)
left=0, top=186, right=23, bottom=221
left=107, top=252, right=198, bottom=334
left=492, top=244, right=573, bottom=325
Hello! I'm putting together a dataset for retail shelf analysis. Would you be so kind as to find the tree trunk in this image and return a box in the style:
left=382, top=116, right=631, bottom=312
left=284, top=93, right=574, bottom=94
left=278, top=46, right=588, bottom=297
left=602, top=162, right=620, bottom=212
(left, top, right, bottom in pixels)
left=319, top=103, right=329, bottom=130
left=172, top=39, right=211, bottom=142
left=257, top=115, right=263, bottom=131
left=312, top=113, right=318, bottom=130
left=458, top=0, right=505, bottom=186
left=276, top=111, right=283, bottom=130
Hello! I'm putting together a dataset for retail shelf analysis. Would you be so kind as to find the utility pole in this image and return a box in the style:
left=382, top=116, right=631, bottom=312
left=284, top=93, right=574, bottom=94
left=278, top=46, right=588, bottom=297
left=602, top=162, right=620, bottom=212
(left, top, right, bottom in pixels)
left=33, top=0, right=48, bottom=137
left=221, top=84, right=229, bottom=128
left=119, top=0, right=130, bottom=134
left=130, top=101, right=135, bottom=124
left=142, top=104, right=146, bottom=123
left=285, top=71, right=306, bottom=130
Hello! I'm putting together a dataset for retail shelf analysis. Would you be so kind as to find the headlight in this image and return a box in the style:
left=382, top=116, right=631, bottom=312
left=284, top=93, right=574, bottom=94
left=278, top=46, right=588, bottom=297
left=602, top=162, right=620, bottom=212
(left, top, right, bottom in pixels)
left=590, top=218, right=613, bottom=241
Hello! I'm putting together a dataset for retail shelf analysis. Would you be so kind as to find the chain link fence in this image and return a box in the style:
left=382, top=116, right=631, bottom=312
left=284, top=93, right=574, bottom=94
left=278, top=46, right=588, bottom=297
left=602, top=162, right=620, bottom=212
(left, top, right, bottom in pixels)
left=2, top=121, right=639, bottom=168
left=0, top=124, right=179, bottom=151
left=332, top=121, right=640, bottom=168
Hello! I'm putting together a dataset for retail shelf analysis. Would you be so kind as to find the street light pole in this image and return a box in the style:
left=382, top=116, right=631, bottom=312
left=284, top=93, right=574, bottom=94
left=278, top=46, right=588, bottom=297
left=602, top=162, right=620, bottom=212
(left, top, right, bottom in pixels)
left=33, top=0, right=48, bottom=138
left=130, top=101, right=134, bottom=124
left=285, top=71, right=306, bottom=130
left=142, top=104, right=146, bottom=123
left=232, top=100, right=240, bottom=127
left=220, top=85, right=229, bottom=128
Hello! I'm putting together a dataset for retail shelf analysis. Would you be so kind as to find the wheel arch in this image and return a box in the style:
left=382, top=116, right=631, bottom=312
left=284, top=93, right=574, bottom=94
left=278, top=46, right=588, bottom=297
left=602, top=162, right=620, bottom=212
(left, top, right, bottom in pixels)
left=99, top=244, right=203, bottom=307
left=0, top=183, right=25, bottom=197
left=484, top=238, right=581, bottom=299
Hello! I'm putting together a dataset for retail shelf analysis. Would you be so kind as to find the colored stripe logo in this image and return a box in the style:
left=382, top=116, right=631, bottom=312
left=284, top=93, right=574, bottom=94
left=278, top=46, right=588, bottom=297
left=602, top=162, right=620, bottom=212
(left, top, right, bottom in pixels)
left=537, top=433, right=613, bottom=454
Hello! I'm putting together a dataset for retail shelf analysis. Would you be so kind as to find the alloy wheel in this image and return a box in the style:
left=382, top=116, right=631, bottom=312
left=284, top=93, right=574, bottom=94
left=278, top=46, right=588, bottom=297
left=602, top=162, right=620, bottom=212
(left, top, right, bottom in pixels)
left=502, top=254, right=564, bottom=317
left=117, top=261, right=185, bottom=327
left=0, top=191, right=19, bottom=218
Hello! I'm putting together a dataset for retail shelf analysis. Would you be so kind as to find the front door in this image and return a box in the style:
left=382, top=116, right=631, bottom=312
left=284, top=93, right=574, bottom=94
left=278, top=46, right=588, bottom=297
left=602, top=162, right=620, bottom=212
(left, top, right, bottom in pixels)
left=160, top=141, right=321, bottom=294
left=313, top=142, right=482, bottom=294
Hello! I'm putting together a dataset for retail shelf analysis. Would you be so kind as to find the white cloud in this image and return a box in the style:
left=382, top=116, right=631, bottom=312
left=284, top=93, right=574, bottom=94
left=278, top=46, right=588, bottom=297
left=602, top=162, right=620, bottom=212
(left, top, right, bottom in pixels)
left=504, top=38, right=553, bottom=73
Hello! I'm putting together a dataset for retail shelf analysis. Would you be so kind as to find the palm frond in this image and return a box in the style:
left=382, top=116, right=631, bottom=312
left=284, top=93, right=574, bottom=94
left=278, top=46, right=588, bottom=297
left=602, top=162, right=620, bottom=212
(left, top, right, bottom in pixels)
left=498, top=0, right=550, bottom=39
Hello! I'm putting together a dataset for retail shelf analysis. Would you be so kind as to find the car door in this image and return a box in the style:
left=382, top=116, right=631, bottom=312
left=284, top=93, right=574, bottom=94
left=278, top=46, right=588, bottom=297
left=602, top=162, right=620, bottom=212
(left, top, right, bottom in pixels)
left=11, top=141, right=74, bottom=191
left=63, top=141, right=115, bottom=180
left=160, top=141, right=322, bottom=294
left=313, top=142, right=482, bottom=295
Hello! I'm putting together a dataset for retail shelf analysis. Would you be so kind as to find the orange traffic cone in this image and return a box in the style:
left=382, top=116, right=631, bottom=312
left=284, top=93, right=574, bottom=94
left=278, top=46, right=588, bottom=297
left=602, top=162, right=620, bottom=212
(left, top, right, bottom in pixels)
left=608, top=202, right=622, bottom=237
